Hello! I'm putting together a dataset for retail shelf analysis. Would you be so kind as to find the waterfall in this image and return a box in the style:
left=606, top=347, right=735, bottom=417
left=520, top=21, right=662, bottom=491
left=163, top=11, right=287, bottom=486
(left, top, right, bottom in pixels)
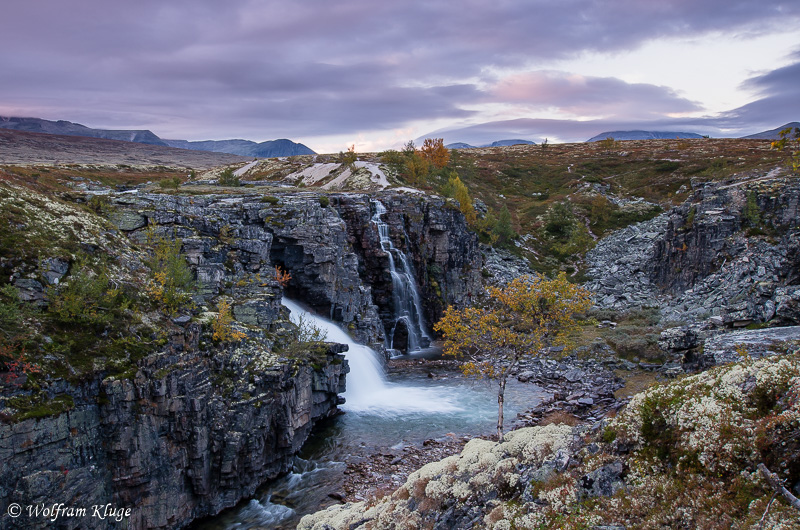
left=282, top=298, right=460, bottom=415
left=370, top=200, right=431, bottom=353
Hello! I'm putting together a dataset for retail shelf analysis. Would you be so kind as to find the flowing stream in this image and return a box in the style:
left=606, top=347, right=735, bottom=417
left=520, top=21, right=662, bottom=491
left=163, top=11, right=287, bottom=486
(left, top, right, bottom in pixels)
left=371, top=200, right=431, bottom=353
left=194, top=300, right=546, bottom=529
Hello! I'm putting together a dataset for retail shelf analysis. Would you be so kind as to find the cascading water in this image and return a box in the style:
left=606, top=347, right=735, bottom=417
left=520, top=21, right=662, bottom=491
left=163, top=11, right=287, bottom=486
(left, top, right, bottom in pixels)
left=200, top=298, right=552, bottom=530
left=282, top=298, right=458, bottom=414
left=370, top=200, right=431, bottom=353
left=199, top=299, right=546, bottom=529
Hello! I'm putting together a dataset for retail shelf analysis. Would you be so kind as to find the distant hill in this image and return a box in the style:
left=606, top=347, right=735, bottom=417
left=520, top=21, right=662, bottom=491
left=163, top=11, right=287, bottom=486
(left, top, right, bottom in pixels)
left=446, top=139, right=535, bottom=149
left=741, top=122, right=800, bottom=140
left=587, top=131, right=704, bottom=142
left=486, top=139, right=535, bottom=147
left=163, top=138, right=315, bottom=157
left=0, top=116, right=315, bottom=157
left=0, top=128, right=250, bottom=167
left=0, top=116, right=167, bottom=146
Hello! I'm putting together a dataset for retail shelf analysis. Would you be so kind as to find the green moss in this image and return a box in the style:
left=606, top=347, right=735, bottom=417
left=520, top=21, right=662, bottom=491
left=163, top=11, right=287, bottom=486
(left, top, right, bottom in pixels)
left=8, top=393, right=75, bottom=421
left=601, top=426, right=617, bottom=444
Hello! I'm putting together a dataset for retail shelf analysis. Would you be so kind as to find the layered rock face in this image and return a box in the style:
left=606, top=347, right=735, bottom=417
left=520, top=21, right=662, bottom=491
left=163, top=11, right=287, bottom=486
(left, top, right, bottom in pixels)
left=1, top=190, right=362, bottom=529
left=587, top=174, right=800, bottom=328
left=115, top=191, right=385, bottom=347
left=113, top=190, right=480, bottom=349
left=333, top=193, right=482, bottom=344
left=0, top=329, right=347, bottom=529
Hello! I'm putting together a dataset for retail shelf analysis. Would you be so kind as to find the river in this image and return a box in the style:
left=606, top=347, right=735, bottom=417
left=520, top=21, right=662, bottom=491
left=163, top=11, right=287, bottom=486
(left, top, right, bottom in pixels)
left=192, top=299, right=546, bottom=529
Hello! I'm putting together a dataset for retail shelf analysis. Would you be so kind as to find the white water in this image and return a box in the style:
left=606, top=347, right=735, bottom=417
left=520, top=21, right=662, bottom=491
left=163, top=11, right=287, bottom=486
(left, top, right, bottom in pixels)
left=370, top=200, right=431, bottom=353
left=282, top=298, right=461, bottom=415
left=201, top=300, right=547, bottom=529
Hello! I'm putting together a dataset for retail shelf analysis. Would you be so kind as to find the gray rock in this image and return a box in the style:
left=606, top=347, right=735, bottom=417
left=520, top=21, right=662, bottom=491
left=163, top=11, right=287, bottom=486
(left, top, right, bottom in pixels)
left=579, top=461, right=625, bottom=498
left=563, top=368, right=584, bottom=382
left=700, top=326, right=800, bottom=367
left=110, top=210, right=147, bottom=231
left=40, top=257, right=69, bottom=285
left=517, top=370, right=536, bottom=382
left=13, top=278, right=44, bottom=302
left=658, top=326, right=700, bottom=352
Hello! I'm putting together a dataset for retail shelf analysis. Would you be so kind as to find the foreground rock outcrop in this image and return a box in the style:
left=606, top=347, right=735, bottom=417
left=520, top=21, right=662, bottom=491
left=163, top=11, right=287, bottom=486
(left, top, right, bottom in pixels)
left=0, top=181, right=355, bottom=529
left=300, top=349, right=800, bottom=529
left=0, top=178, right=484, bottom=528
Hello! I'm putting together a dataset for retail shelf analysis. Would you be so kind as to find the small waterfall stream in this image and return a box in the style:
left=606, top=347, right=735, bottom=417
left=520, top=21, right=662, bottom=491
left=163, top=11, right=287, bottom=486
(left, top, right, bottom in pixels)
left=370, top=200, right=431, bottom=353
left=282, top=298, right=459, bottom=414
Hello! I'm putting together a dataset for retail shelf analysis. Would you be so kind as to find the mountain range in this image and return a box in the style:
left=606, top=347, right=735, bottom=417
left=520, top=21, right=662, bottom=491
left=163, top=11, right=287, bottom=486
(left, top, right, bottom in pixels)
left=445, top=139, right=536, bottom=149
left=0, top=116, right=166, bottom=145
left=162, top=138, right=315, bottom=158
left=586, top=130, right=704, bottom=142
left=0, top=117, right=315, bottom=157
left=741, top=122, right=800, bottom=140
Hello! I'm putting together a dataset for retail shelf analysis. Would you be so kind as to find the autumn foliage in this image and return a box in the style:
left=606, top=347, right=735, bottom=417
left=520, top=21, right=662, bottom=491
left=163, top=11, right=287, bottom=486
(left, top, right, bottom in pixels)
left=434, top=273, right=593, bottom=440
left=211, top=299, right=246, bottom=343
left=275, top=265, right=292, bottom=287
left=772, top=126, right=800, bottom=173
left=420, top=138, right=450, bottom=169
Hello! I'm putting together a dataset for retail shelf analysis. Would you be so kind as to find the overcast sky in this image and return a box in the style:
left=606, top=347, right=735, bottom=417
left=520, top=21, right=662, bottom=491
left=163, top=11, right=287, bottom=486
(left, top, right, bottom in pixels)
left=2, top=0, right=799, bottom=152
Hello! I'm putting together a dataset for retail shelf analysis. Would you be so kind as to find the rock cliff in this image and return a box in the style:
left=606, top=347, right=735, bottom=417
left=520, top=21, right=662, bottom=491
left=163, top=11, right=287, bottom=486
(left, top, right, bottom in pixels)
left=0, top=182, right=482, bottom=529
left=587, top=172, right=800, bottom=329
left=0, top=334, right=347, bottom=529
left=333, top=193, right=482, bottom=345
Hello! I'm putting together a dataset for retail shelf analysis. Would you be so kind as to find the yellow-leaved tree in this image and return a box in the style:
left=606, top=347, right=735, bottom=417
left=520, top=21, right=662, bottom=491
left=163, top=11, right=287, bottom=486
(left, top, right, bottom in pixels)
left=420, top=138, right=450, bottom=169
left=772, top=126, right=800, bottom=173
left=434, top=273, right=592, bottom=441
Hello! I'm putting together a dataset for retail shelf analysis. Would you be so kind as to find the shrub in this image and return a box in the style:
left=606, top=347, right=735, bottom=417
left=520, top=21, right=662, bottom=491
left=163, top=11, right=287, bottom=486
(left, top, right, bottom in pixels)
left=544, top=202, right=576, bottom=239
left=339, top=145, right=357, bottom=167
left=447, top=174, right=476, bottom=223
left=48, top=266, right=124, bottom=327
left=492, top=206, right=516, bottom=246
left=211, top=299, right=245, bottom=343
left=281, top=313, right=328, bottom=360
left=218, top=167, right=240, bottom=187
left=144, top=234, right=195, bottom=315
left=158, top=177, right=181, bottom=190
left=404, top=152, right=430, bottom=186
left=420, top=138, right=450, bottom=169
left=379, top=149, right=406, bottom=176
left=0, top=285, right=23, bottom=338
left=742, top=191, right=760, bottom=228
left=319, top=195, right=330, bottom=208
left=87, top=195, right=111, bottom=213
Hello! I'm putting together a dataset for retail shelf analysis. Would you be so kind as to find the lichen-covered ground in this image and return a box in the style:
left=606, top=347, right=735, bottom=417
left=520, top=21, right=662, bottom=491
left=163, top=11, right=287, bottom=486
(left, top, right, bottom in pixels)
left=300, top=351, right=800, bottom=530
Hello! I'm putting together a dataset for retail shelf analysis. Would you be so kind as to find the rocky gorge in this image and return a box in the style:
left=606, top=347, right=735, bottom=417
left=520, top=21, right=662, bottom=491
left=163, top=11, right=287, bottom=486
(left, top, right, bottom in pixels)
left=2, top=142, right=800, bottom=529
left=0, top=178, right=484, bottom=529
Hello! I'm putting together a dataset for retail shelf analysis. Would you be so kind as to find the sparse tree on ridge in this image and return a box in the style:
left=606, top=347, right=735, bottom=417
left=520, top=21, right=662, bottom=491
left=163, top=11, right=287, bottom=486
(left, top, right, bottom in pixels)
left=421, top=138, right=450, bottom=169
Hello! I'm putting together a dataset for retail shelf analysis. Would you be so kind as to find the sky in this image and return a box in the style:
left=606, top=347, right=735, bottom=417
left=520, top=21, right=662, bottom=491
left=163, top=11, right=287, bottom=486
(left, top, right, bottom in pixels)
left=2, top=0, right=800, bottom=153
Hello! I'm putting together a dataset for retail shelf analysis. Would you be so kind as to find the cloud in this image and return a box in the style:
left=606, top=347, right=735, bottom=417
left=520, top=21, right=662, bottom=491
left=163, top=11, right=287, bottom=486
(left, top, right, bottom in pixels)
left=714, top=51, right=800, bottom=129
left=491, top=71, right=701, bottom=118
left=1, top=0, right=799, bottom=142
